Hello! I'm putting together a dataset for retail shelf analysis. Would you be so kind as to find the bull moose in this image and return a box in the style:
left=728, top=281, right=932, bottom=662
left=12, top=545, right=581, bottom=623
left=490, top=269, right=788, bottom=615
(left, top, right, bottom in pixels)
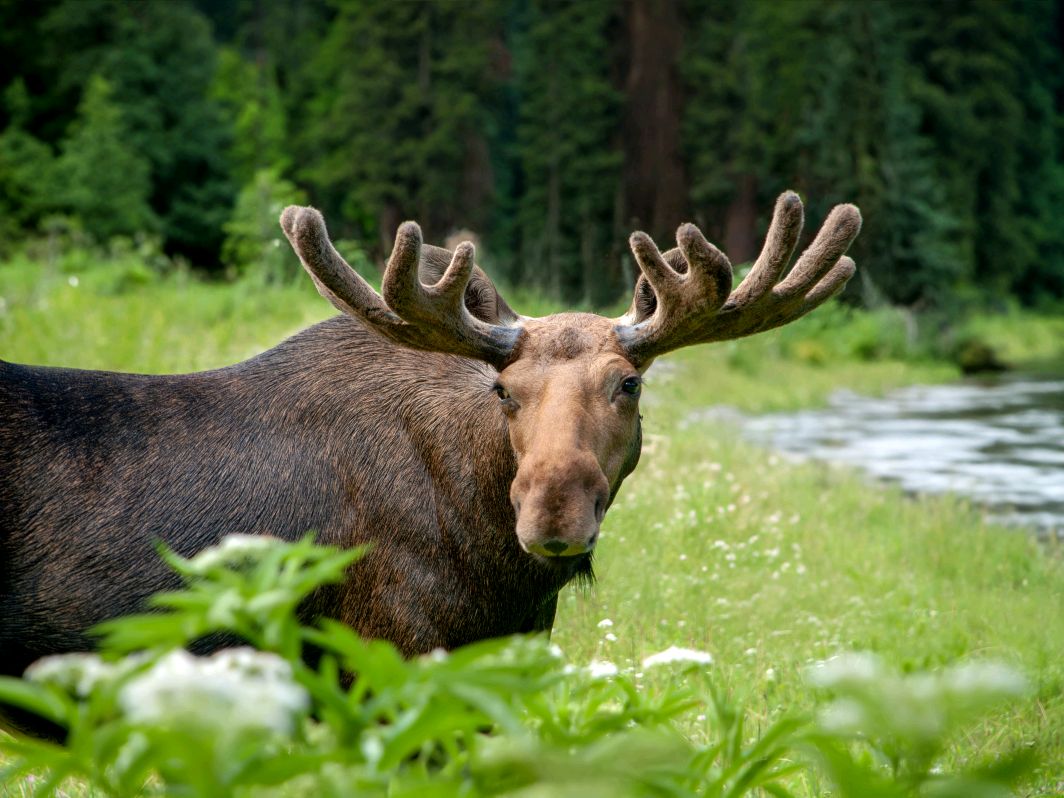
left=0, top=191, right=860, bottom=731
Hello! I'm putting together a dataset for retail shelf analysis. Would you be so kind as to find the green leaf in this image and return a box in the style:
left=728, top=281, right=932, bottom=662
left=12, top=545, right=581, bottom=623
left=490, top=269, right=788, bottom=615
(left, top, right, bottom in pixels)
left=0, top=677, right=72, bottom=726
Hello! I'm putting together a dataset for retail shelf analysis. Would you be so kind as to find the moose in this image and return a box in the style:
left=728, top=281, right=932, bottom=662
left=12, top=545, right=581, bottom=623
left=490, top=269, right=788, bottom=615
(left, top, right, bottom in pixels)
left=0, top=191, right=860, bottom=732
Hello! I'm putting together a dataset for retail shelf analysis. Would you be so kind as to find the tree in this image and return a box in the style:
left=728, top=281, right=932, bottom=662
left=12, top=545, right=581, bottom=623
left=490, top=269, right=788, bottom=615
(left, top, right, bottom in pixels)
left=41, top=0, right=234, bottom=264
left=682, top=0, right=964, bottom=306
left=0, top=80, right=56, bottom=241
left=300, top=0, right=504, bottom=253
left=211, top=47, right=290, bottom=186
left=510, top=0, right=624, bottom=303
left=221, top=168, right=306, bottom=281
left=53, top=75, right=156, bottom=242
left=903, top=0, right=1064, bottom=304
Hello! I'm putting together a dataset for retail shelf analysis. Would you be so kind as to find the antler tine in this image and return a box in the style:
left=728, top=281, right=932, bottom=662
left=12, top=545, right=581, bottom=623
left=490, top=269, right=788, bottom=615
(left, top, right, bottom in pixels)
left=729, top=190, right=804, bottom=306
left=774, top=203, right=861, bottom=298
left=281, top=206, right=520, bottom=367
left=615, top=192, right=861, bottom=366
left=281, top=205, right=398, bottom=326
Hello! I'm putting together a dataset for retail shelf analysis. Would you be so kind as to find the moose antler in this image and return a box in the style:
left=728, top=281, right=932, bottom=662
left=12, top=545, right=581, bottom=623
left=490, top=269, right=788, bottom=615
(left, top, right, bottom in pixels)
left=615, top=192, right=861, bottom=366
left=280, top=206, right=521, bottom=367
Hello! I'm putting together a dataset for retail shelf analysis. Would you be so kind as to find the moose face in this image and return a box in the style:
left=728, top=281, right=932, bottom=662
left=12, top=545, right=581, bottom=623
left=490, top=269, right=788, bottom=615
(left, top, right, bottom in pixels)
left=495, top=314, right=643, bottom=558
left=280, top=191, right=862, bottom=565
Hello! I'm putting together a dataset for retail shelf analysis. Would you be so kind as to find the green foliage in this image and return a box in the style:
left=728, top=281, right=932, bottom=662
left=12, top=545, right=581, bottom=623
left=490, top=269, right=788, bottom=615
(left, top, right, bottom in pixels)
left=510, top=0, right=624, bottom=303
left=0, top=535, right=1037, bottom=797
left=902, top=0, right=1064, bottom=304
left=2, top=0, right=1062, bottom=305
left=222, top=169, right=306, bottom=281
left=211, top=48, right=289, bottom=185
left=39, top=0, right=234, bottom=264
left=0, top=83, right=55, bottom=245
left=52, top=76, right=156, bottom=243
left=300, top=0, right=503, bottom=246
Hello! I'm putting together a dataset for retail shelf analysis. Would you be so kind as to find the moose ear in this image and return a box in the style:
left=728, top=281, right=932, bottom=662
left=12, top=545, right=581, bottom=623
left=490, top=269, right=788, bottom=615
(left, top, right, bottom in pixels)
left=419, top=244, right=520, bottom=326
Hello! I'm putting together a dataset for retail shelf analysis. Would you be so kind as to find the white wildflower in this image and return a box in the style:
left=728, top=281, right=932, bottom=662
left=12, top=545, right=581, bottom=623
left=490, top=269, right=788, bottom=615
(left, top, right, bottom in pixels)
left=604, top=632, right=618, bottom=642
left=27, top=653, right=116, bottom=697
left=120, top=648, right=308, bottom=736
left=187, top=534, right=277, bottom=572
left=587, top=660, right=618, bottom=679
left=764, top=667, right=776, bottom=681
left=944, top=661, right=1028, bottom=701
left=67, top=275, right=79, bottom=287
left=817, top=698, right=868, bottom=735
left=807, top=652, right=884, bottom=689
left=597, top=618, right=614, bottom=628
left=641, top=646, right=713, bottom=669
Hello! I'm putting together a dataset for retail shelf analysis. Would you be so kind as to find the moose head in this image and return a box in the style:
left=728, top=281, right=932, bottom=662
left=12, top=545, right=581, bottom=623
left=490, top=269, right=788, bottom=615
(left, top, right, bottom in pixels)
left=281, top=192, right=861, bottom=561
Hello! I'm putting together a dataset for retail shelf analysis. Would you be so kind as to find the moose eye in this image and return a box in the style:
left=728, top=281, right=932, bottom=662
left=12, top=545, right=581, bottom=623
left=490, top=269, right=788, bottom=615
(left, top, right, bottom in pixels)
left=621, top=376, right=642, bottom=397
left=493, top=383, right=510, bottom=401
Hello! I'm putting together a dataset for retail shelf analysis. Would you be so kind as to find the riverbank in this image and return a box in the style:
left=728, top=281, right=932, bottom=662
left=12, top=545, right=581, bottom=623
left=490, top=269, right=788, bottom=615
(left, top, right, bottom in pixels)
left=2, top=257, right=1063, bottom=793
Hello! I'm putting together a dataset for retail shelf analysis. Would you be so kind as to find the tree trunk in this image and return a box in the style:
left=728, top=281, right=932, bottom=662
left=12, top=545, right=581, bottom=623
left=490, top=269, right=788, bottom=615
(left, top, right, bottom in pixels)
left=723, top=173, right=759, bottom=265
left=622, top=0, right=689, bottom=241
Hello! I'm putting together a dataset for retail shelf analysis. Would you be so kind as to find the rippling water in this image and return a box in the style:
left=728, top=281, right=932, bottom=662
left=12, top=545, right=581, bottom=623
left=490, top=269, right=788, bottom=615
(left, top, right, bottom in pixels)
left=742, top=375, right=1064, bottom=538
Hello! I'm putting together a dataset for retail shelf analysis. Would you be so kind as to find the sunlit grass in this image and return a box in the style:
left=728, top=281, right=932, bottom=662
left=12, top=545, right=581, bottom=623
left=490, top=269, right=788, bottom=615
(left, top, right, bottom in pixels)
left=1, top=253, right=1062, bottom=794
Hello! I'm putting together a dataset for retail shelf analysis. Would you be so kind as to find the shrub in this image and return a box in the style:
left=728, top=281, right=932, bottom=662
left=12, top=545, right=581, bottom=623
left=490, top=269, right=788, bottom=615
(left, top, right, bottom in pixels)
left=221, top=170, right=307, bottom=282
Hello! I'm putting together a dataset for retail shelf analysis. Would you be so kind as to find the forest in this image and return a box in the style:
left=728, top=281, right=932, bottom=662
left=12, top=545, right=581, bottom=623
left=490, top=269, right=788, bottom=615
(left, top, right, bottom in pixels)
left=1, top=0, right=1062, bottom=310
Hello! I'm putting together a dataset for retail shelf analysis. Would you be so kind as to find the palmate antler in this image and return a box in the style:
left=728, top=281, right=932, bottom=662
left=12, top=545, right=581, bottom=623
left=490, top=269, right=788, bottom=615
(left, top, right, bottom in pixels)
left=280, top=206, right=521, bottom=368
left=615, top=192, right=862, bottom=366
left=282, top=192, right=860, bottom=372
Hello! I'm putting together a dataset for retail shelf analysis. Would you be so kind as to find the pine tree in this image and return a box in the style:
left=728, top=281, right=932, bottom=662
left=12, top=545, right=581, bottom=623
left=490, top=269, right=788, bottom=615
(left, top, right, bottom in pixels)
left=903, top=0, right=1064, bottom=304
left=54, top=75, right=156, bottom=241
left=682, top=0, right=963, bottom=306
left=510, top=0, right=623, bottom=302
left=211, top=47, right=290, bottom=186
left=300, top=0, right=504, bottom=254
left=0, top=80, right=56, bottom=241
left=41, top=0, right=234, bottom=264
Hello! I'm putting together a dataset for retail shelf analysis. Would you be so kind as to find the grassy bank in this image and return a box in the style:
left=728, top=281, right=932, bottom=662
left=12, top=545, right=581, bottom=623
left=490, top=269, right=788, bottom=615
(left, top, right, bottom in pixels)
left=2, top=255, right=1062, bottom=794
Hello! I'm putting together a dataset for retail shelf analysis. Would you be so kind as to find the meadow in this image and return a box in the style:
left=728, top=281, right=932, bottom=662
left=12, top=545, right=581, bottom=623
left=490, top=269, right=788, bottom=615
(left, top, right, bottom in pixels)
left=1, top=251, right=1062, bottom=795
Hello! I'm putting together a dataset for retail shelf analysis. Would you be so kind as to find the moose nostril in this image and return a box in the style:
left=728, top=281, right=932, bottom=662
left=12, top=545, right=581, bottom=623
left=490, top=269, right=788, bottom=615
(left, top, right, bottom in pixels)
left=594, top=494, right=607, bottom=522
left=543, top=540, right=568, bottom=555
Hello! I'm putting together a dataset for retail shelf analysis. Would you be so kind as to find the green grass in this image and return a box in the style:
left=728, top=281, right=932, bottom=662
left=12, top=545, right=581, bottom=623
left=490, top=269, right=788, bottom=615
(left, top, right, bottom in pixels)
left=1, top=254, right=1062, bottom=795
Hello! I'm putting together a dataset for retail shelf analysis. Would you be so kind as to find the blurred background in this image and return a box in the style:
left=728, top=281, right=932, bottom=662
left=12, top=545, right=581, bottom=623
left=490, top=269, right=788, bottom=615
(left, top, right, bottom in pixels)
left=1, top=0, right=1062, bottom=311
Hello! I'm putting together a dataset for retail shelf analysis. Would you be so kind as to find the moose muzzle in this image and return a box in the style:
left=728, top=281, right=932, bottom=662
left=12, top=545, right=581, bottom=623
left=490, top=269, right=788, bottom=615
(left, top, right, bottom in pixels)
left=510, top=450, right=609, bottom=558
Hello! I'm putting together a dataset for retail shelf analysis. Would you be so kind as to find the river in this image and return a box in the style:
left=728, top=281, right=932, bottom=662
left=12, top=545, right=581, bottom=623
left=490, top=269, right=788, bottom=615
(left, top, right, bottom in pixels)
left=741, top=374, right=1064, bottom=539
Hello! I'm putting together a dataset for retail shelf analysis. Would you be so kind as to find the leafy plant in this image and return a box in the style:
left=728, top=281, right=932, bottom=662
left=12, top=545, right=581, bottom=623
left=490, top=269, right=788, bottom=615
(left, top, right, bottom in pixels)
left=0, top=535, right=1036, bottom=797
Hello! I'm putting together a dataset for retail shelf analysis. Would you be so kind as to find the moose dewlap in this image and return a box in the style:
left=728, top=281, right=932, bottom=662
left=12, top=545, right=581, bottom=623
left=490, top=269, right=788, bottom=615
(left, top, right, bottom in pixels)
left=0, top=191, right=860, bottom=736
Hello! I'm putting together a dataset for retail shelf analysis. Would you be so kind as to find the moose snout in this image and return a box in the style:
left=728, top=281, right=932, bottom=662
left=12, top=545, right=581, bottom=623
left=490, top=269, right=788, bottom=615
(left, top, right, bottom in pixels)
left=510, top=452, right=609, bottom=558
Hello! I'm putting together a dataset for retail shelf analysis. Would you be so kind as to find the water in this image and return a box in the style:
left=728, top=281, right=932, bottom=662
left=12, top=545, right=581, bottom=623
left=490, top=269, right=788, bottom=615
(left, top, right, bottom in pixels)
left=741, top=375, right=1064, bottom=538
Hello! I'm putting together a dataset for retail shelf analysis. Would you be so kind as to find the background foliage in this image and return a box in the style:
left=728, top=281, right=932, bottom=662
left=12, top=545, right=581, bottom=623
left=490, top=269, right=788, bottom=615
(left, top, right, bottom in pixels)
left=0, top=0, right=1062, bottom=307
